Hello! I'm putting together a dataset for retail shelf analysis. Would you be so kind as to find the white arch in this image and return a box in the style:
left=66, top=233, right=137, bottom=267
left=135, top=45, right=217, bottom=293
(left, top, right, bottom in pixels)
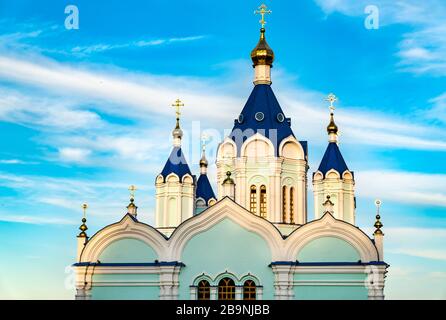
left=166, top=197, right=284, bottom=261
left=166, top=173, right=180, bottom=183
left=80, top=215, right=168, bottom=263
left=284, top=213, right=379, bottom=262
left=278, top=135, right=305, bottom=160
left=325, top=169, right=341, bottom=179
left=216, top=137, right=237, bottom=160
left=240, top=133, right=275, bottom=158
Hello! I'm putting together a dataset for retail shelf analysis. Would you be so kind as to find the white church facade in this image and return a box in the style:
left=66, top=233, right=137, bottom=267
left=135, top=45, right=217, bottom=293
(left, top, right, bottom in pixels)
left=73, top=5, right=388, bottom=300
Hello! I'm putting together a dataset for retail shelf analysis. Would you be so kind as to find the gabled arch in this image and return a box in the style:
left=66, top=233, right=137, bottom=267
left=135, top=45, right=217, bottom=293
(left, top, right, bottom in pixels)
left=217, top=137, right=237, bottom=160
left=182, top=174, right=194, bottom=184
left=278, top=135, right=305, bottom=160
left=284, top=213, right=378, bottom=262
left=325, top=169, right=341, bottom=179
left=342, top=170, right=354, bottom=180
left=214, top=271, right=239, bottom=285
left=166, top=173, right=180, bottom=183
left=80, top=214, right=168, bottom=263
left=192, top=274, right=214, bottom=286
left=155, top=174, right=164, bottom=184
left=166, top=197, right=284, bottom=261
left=240, top=133, right=275, bottom=158
left=312, top=171, right=324, bottom=181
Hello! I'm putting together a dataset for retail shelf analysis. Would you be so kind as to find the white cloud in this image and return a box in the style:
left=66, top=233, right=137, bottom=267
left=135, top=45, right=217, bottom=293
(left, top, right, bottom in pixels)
left=72, top=35, right=206, bottom=55
left=0, top=214, right=74, bottom=225
left=58, top=147, right=92, bottom=163
left=357, top=171, right=446, bottom=207
left=314, top=0, right=446, bottom=76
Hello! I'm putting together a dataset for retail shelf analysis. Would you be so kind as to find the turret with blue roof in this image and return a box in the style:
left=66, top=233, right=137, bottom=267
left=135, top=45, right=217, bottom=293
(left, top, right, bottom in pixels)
left=195, top=138, right=216, bottom=214
left=159, top=99, right=193, bottom=182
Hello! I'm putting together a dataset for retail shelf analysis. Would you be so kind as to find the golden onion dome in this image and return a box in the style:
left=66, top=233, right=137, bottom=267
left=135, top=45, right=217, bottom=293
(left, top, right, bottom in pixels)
left=327, top=113, right=338, bottom=135
left=251, top=28, right=274, bottom=67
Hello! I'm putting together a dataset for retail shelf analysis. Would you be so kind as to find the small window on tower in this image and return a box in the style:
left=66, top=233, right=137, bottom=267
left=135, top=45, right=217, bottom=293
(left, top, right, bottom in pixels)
left=260, top=185, right=267, bottom=218
left=282, top=186, right=287, bottom=223
left=243, top=280, right=257, bottom=300
left=250, top=185, right=257, bottom=214
left=290, top=187, right=295, bottom=224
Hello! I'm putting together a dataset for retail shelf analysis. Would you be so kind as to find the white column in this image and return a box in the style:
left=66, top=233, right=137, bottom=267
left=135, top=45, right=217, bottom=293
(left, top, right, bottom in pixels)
left=75, top=288, right=92, bottom=300
left=159, top=265, right=181, bottom=300
left=210, top=287, right=218, bottom=300
left=365, top=265, right=386, bottom=300
left=271, top=265, right=294, bottom=300
left=235, top=286, right=243, bottom=300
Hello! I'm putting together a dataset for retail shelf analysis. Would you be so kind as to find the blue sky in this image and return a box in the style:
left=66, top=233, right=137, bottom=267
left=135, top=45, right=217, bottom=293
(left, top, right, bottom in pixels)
left=0, top=0, right=445, bottom=299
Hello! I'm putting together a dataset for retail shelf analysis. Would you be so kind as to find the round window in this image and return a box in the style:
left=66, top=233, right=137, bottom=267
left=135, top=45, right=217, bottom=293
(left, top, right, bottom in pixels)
left=238, top=114, right=244, bottom=124
left=255, top=112, right=264, bottom=122
left=277, top=113, right=285, bottom=123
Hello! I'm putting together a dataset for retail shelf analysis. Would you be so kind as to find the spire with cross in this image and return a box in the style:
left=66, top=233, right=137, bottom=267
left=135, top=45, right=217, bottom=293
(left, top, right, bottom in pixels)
left=326, top=93, right=338, bottom=114
left=78, top=203, right=88, bottom=238
left=127, top=185, right=138, bottom=217
left=255, top=4, right=272, bottom=29
left=172, top=98, right=184, bottom=129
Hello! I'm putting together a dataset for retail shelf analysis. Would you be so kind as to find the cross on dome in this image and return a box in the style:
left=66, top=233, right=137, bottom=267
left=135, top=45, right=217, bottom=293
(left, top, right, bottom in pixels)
left=255, top=4, right=272, bottom=29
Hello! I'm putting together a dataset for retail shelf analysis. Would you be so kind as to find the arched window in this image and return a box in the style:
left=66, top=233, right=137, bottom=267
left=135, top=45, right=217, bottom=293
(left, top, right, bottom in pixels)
left=243, top=280, right=257, bottom=300
left=197, top=280, right=210, bottom=300
left=250, top=185, right=257, bottom=214
left=218, top=278, right=235, bottom=300
left=260, top=185, right=267, bottom=218
left=290, top=187, right=295, bottom=224
left=282, top=186, right=287, bottom=223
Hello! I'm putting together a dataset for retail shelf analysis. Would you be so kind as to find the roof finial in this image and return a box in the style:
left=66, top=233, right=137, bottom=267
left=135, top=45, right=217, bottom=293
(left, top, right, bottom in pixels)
left=78, top=203, right=88, bottom=238
left=127, top=185, right=138, bottom=217
left=223, top=171, right=234, bottom=185
left=199, top=133, right=209, bottom=170
left=323, top=195, right=335, bottom=215
left=129, top=185, right=137, bottom=201
left=171, top=99, right=184, bottom=146
left=374, top=199, right=383, bottom=235
left=255, top=4, right=272, bottom=29
left=172, top=98, right=184, bottom=129
left=326, top=93, right=339, bottom=142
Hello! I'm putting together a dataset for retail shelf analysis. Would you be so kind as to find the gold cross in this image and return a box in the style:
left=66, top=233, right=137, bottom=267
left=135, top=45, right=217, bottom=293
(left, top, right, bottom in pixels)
left=255, top=4, right=272, bottom=29
left=129, top=185, right=137, bottom=199
left=81, top=203, right=88, bottom=219
left=171, top=98, right=184, bottom=120
left=326, top=93, right=338, bottom=113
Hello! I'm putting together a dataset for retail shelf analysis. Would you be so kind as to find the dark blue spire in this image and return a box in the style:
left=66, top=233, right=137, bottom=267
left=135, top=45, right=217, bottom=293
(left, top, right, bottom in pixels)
left=229, top=84, right=297, bottom=156
left=318, top=142, right=349, bottom=176
left=196, top=174, right=216, bottom=203
left=160, top=147, right=192, bottom=181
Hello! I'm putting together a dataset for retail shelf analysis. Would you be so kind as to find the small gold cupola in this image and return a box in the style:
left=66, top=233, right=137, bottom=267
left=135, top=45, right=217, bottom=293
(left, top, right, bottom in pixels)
left=251, top=4, right=274, bottom=85
left=251, top=28, right=274, bottom=67
left=326, top=93, right=339, bottom=142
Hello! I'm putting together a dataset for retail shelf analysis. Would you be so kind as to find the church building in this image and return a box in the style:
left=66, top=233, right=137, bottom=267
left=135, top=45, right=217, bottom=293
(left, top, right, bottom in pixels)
left=73, top=4, right=388, bottom=300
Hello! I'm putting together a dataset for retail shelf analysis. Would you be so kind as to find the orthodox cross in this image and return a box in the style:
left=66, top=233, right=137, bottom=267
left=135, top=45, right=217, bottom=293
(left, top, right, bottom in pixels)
left=172, top=99, right=184, bottom=121
left=129, top=185, right=137, bottom=200
left=255, top=4, right=272, bottom=29
left=326, top=93, right=338, bottom=114
left=81, top=203, right=88, bottom=219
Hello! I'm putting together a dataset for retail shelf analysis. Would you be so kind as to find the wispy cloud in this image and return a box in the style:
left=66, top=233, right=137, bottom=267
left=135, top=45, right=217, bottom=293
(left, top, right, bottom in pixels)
left=72, top=35, right=207, bottom=55
left=356, top=170, right=446, bottom=207
left=314, top=0, right=446, bottom=76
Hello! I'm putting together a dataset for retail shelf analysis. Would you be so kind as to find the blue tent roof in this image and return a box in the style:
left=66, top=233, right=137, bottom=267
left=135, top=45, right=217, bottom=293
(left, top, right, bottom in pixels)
left=196, top=174, right=216, bottom=203
left=318, top=142, right=349, bottom=176
left=229, top=84, right=299, bottom=156
left=160, top=147, right=192, bottom=181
